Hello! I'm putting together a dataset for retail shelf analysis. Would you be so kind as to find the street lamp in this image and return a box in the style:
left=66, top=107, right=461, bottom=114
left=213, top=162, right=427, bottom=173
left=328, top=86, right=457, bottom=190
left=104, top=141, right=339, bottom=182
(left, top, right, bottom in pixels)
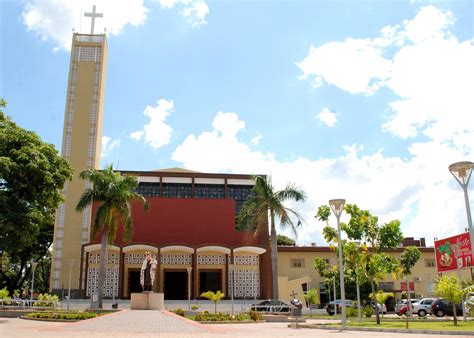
left=449, top=161, right=474, bottom=273
left=67, top=259, right=74, bottom=311
left=229, top=264, right=234, bottom=316
left=30, top=261, right=38, bottom=305
left=329, top=198, right=346, bottom=326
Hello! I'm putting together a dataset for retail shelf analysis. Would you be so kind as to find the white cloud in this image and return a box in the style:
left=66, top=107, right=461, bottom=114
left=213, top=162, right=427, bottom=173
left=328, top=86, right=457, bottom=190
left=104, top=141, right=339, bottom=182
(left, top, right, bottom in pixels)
left=159, top=0, right=209, bottom=27
left=22, top=0, right=149, bottom=51
left=130, top=130, right=144, bottom=141
left=298, top=5, right=474, bottom=149
left=316, top=108, right=338, bottom=127
left=251, top=134, right=263, bottom=145
left=132, top=99, right=174, bottom=149
left=101, top=135, right=120, bottom=157
left=171, top=106, right=472, bottom=247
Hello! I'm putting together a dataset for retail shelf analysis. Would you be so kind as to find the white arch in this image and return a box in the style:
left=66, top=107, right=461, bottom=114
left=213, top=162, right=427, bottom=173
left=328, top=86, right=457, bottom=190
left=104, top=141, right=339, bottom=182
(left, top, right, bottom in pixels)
left=197, top=246, right=231, bottom=254
left=160, top=245, right=194, bottom=254
left=84, top=244, right=120, bottom=253
left=122, top=245, right=158, bottom=253
left=233, top=246, right=266, bottom=255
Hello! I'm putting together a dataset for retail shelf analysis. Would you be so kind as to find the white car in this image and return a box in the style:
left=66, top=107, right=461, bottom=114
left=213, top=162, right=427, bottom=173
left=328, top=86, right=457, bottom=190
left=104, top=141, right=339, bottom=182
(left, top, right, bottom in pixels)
left=411, top=298, right=437, bottom=317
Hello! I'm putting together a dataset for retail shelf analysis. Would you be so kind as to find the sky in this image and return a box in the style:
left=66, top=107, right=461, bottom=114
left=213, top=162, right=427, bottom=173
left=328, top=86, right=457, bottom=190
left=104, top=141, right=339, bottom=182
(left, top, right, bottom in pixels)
left=1, top=0, right=473, bottom=247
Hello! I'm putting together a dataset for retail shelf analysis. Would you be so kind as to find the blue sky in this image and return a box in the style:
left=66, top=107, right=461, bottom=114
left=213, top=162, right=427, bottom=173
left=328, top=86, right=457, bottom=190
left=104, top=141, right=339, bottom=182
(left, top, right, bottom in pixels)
left=1, top=0, right=473, bottom=245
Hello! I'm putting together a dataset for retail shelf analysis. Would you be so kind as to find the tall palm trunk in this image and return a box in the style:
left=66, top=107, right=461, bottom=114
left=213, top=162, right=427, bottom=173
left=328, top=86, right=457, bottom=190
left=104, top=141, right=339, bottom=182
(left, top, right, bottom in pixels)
left=98, top=228, right=109, bottom=309
left=270, top=211, right=279, bottom=300
left=369, top=277, right=380, bottom=324
left=406, top=276, right=412, bottom=319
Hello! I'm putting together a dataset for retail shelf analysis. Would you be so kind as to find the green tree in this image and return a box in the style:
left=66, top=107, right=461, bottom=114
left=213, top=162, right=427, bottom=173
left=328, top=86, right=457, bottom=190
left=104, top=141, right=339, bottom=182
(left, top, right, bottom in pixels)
left=434, top=275, right=463, bottom=326
left=277, top=234, right=296, bottom=246
left=76, top=165, right=148, bottom=308
left=237, top=175, right=306, bottom=299
left=0, top=99, right=72, bottom=293
left=200, top=290, right=225, bottom=314
left=399, top=246, right=421, bottom=320
left=313, top=257, right=339, bottom=307
left=304, top=288, right=319, bottom=316
left=369, top=290, right=394, bottom=318
left=317, top=203, right=403, bottom=324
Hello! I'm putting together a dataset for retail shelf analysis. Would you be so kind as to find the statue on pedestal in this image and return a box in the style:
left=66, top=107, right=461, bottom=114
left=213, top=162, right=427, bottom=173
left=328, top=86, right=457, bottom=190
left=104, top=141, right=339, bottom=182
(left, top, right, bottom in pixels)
left=140, top=252, right=157, bottom=292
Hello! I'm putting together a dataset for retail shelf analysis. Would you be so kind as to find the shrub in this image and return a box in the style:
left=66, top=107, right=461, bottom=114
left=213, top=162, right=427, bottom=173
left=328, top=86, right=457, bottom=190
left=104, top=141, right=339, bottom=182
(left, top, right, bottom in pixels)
left=26, top=311, right=97, bottom=320
left=194, top=312, right=204, bottom=321
left=0, top=287, right=9, bottom=299
left=173, top=308, right=185, bottom=317
left=36, top=293, right=59, bottom=307
left=362, top=305, right=373, bottom=318
left=346, top=307, right=358, bottom=318
left=191, top=305, right=199, bottom=311
left=249, top=310, right=261, bottom=321
left=2, top=296, right=12, bottom=305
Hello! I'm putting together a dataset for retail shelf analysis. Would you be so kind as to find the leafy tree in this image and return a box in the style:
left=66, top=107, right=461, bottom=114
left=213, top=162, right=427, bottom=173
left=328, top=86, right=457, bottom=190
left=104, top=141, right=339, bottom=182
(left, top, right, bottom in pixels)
left=317, top=203, right=403, bottom=325
left=200, top=290, right=225, bottom=314
left=277, top=234, right=296, bottom=246
left=398, top=246, right=421, bottom=320
left=237, top=175, right=306, bottom=299
left=76, top=165, right=148, bottom=308
left=304, top=288, right=319, bottom=316
left=0, top=99, right=72, bottom=293
left=314, top=257, right=339, bottom=306
left=434, top=275, right=463, bottom=326
left=369, top=290, right=394, bottom=318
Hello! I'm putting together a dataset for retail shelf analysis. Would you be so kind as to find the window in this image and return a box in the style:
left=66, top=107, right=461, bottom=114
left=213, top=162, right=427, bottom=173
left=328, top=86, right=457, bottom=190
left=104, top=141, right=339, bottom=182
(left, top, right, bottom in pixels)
left=135, top=182, right=160, bottom=197
left=377, top=282, right=394, bottom=291
left=227, top=185, right=254, bottom=215
left=195, top=184, right=225, bottom=199
left=290, top=258, right=305, bottom=268
left=425, top=259, right=436, bottom=268
left=162, top=183, right=192, bottom=198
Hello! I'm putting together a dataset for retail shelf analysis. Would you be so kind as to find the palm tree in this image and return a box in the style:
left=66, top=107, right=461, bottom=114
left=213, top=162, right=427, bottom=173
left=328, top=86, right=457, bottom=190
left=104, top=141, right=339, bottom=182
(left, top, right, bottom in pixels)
left=76, top=164, right=148, bottom=308
left=200, top=290, right=225, bottom=314
left=238, top=175, right=306, bottom=300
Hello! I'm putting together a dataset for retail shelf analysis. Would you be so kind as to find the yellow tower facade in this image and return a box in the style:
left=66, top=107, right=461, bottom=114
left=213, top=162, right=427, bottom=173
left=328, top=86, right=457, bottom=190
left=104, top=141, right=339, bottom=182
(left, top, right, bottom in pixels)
left=50, top=32, right=108, bottom=295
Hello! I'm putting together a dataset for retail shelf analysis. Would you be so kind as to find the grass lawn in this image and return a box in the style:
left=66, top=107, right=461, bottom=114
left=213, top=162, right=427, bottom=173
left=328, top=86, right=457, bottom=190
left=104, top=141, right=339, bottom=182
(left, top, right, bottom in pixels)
left=341, top=320, right=474, bottom=331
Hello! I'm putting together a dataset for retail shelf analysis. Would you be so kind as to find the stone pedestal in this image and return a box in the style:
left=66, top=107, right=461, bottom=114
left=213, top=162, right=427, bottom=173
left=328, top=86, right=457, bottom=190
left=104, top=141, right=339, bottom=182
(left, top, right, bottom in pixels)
left=130, top=292, right=164, bottom=310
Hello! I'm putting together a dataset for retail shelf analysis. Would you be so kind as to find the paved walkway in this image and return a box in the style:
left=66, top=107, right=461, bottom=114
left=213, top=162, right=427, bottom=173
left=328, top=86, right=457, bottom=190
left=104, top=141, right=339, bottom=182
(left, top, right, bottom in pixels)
left=1, top=311, right=473, bottom=337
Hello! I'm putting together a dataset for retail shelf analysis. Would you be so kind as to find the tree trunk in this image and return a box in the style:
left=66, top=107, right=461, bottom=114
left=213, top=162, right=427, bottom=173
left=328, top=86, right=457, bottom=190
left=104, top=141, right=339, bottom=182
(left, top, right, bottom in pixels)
left=369, top=277, right=380, bottom=325
left=270, top=212, right=279, bottom=300
left=214, top=301, right=217, bottom=315
left=98, top=228, right=109, bottom=309
left=453, top=303, right=458, bottom=326
left=356, top=273, right=361, bottom=322
left=406, top=275, right=413, bottom=319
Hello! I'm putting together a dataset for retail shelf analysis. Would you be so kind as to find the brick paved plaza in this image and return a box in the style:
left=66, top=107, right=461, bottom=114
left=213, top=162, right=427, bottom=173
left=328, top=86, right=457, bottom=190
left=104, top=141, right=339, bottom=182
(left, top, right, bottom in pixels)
left=1, top=310, right=472, bottom=338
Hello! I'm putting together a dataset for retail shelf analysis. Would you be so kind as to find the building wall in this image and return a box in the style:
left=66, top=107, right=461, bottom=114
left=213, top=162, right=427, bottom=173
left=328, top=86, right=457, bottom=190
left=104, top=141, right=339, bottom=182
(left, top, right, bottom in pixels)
left=50, top=33, right=107, bottom=293
left=277, top=247, right=472, bottom=302
left=90, top=197, right=258, bottom=247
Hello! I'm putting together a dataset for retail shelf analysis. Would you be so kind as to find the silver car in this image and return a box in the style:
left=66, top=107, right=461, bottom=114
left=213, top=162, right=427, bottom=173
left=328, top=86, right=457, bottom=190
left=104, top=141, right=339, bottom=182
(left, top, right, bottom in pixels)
left=395, top=299, right=419, bottom=315
left=412, top=298, right=437, bottom=317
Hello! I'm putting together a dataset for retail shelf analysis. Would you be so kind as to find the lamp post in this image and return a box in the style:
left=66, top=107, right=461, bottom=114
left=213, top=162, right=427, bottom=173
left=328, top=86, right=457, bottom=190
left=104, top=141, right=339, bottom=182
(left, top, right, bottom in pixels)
left=30, top=261, right=38, bottom=306
left=186, top=267, right=192, bottom=311
left=329, top=198, right=346, bottom=326
left=229, top=264, right=234, bottom=316
left=67, top=259, right=74, bottom=311
left=449, top=161, right=474, bottom=277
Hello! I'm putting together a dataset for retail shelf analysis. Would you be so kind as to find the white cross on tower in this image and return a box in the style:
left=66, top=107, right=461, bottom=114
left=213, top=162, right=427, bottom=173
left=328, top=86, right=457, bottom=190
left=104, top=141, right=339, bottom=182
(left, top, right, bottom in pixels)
left=84, top=5, right=103, bottom=35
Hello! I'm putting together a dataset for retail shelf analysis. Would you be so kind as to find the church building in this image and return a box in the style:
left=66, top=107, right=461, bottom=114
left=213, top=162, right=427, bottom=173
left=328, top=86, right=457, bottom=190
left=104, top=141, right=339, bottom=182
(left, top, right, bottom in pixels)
left=50, top=6, right=448, bottom=307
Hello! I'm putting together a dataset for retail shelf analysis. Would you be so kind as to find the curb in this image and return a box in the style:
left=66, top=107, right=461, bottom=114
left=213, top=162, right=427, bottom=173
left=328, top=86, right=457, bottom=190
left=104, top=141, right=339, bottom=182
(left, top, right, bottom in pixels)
left=19, top=316, right=81, bottom=323
left=288, top=324, right=474, bottom=336
left=197, top=320, right=265, bottom=324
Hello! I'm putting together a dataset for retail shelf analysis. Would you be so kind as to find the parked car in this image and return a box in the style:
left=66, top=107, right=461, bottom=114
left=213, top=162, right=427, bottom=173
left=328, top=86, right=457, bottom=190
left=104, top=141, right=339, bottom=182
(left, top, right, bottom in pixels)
left=370, top=301, right=387, bottom=314
left=250, top=299, right=292, bottom=313
left=395, top=299, right=419, bottom=315
left=412, top=298, right=437, bottom=317
left=325, top=299, right=354, bottom=315
left=431, top=298, right=463, bottom=317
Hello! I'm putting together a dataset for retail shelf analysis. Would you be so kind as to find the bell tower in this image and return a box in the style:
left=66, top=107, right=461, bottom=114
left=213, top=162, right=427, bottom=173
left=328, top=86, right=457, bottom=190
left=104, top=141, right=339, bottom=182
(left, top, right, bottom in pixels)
left=50, top=6, right=107, bottom=295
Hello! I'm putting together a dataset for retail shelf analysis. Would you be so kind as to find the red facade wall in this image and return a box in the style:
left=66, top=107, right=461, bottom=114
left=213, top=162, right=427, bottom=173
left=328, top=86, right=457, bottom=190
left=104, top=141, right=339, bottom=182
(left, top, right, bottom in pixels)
left=91, top=197, right=258, bottom=247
